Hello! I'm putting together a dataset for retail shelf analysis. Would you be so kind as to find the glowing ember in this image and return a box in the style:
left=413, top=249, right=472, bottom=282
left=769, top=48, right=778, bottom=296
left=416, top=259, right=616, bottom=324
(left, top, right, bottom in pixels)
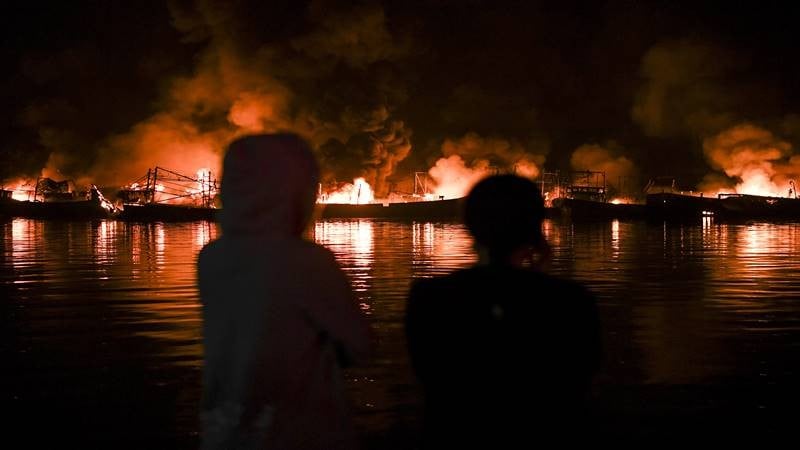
left=319, top=178, right=375, bottom=204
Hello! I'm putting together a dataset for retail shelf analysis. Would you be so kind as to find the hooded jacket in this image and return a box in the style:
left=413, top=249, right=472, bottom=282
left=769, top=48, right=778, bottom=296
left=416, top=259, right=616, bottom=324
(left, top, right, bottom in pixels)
left=198, top=134, right=370, bottom=449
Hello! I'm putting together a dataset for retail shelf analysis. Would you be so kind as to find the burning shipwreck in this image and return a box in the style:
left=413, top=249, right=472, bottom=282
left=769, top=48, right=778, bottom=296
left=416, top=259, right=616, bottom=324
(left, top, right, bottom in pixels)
left=0, top=177, right=115, bottom=220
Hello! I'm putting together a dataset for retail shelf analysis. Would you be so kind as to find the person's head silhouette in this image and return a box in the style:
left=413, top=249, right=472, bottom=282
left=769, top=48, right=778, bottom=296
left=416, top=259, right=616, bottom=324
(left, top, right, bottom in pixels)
left=219, top=133, right=319, bottom=237
left=464, top=174, right=549, bottom=267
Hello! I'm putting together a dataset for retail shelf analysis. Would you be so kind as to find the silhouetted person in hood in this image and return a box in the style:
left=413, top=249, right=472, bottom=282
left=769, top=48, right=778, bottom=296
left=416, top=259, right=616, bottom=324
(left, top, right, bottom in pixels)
left=198, top=134, right=370, bottom=449
left=405, top=174, right=602, bottom=448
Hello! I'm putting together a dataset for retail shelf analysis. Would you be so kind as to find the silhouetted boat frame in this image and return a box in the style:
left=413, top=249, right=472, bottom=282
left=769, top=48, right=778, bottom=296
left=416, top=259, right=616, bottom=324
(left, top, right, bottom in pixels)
left=117, top=167, right=219, bottom=222
left=0, top=183, right=115, bottom=220
left=551, top=170, right=647, bottom=220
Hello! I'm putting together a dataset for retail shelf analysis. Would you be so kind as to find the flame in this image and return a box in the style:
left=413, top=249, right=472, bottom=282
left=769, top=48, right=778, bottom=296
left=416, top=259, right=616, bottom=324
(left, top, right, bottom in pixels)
left=121, top=167, right=218, bottom=206
left=186, top=168, right=214, bottom=197
left=318, top=178, right=375, bottom=204
left=701, top=124, right=795, bottom=197
left=428, top=155, right=492, bottom=200
left=2, top=178, right=37, bottom=201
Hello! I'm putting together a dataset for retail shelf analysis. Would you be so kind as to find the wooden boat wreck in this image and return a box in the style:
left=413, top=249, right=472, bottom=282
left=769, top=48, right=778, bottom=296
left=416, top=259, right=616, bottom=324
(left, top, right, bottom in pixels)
left=550, top=170, right=647, bottom=220
left=116, top=167, right=219, bottom=222
left=645, top=177, right=800, bottom=221
left=0, top=178, right=116, bottom=220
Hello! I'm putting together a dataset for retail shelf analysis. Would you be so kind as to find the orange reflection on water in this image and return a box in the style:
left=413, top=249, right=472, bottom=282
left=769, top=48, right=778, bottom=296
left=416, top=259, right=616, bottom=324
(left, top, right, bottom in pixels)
left=412, top=222, right=435, bottom=256
left=611, top=219, right=620, bottom=257
left=314, top=220, right=375, bottom=298
left=314, top=220, right=375, bottom=267
left=194, top=221, right=213, bottom=249
left=155, top=223, right=166, bottom=268
left=727, top=223, right=800, bottom=287
left=9, top=219, right=43, bottom=271
left=93, top=220, right=118, bottom=263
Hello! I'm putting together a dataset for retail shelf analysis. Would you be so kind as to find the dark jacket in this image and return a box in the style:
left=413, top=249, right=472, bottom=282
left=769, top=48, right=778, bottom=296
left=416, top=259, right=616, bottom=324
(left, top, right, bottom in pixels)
left=406, top=264, right=601, bottom=448
left=198, top=135, right=370, bottom=449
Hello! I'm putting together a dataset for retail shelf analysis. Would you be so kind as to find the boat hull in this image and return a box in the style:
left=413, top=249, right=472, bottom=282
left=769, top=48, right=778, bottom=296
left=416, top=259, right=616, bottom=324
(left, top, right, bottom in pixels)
left=0, top=198, right=113, bottom=220
left=315, top=198, right=464, bottom=221
left=552, top=198, right=647, bottom=220
left=646, top=193, right=719, bottom=220
left=118, top=204, right=218, bottom=222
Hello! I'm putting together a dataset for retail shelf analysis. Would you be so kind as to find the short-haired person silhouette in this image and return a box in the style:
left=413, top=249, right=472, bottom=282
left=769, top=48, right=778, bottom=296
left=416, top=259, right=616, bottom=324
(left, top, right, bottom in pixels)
left=198, top=134, right=370, bottom=449
left=405, top=174, right=602, bottom=448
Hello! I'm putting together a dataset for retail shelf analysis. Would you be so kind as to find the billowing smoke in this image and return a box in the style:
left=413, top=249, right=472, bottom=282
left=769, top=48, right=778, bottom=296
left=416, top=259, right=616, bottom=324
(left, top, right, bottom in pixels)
left=317, top=119, right=412, bottom=198
left=632, top=39, right=743, bottom=137
left=428, top=133, right=547, bottom=199
left=700, top=123, right=800, bottom=196
left=632, top=38, right=794, bottom=189
left=569, top=144, right=637, bottom=196
left=29, top=1, right=414, bottom=193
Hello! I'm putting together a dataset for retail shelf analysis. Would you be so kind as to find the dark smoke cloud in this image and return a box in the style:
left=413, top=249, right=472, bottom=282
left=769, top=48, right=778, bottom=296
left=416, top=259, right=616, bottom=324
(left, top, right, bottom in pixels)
left=4, top=1, right=800, bottom=191
left=5, top=0, right=417, bottom=193
left=632, top=39, right=744, bottom=137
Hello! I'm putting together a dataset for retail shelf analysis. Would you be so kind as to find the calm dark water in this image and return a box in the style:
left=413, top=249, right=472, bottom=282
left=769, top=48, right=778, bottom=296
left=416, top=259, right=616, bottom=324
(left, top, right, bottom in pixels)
left=2, top=217, right=800, bottom=447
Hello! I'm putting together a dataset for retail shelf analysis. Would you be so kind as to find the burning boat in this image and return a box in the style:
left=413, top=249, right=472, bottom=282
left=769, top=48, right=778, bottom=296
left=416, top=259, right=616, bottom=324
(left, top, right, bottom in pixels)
left=314, top=175, right=463, bottom=221
left=645, top=177, right=800, bottom=221
left=0, top=178, right=116, bottom=220
left=645, top=177, right=719, bottom=220
left=550, top=170, right=646, bottom=220
left=116, top=167, right=219, bottom=222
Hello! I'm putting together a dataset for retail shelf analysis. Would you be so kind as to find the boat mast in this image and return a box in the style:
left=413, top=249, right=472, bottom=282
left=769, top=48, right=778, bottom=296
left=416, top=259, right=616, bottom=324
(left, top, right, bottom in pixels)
left=151, top=168, right=159, bottom=204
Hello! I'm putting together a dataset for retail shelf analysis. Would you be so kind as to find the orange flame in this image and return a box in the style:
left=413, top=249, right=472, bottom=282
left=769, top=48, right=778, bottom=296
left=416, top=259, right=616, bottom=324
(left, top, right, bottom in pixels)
left=702, top=124, right=795, bottom=198
left=318, top=178, right=375, bottom=204
left=2, top=178, right=37, bottom=201
left=428, top=155, right=492, bottom=200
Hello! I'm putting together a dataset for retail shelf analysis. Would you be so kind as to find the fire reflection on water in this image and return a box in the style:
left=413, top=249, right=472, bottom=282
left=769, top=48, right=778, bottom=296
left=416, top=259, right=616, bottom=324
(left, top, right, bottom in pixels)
left=92, top=220, right=117, bottom=266
left=611, top=219, right=620, bottom=257
left=314, top=220, right=375, bottom=308
left=3, top=218, right=800, bottom=442
left=412, top=222, right=435, bottom=254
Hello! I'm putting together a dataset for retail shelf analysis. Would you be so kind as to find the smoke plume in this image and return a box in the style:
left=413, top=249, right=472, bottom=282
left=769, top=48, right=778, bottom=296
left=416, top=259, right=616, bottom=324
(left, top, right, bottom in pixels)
left=700, top=123, right=800, bottom=196
left=632, top=39, right=743, bottom=137
left=428, top=133, right=547, bottom=199
left=569, top=144, right=637, bottom=195
left=29, top=1, right=415, bottom=192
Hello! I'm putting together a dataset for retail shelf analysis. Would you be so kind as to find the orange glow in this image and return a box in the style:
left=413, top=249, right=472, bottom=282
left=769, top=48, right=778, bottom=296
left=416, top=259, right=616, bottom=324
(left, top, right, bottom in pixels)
left=733, top=170, right=782, bottom=197
left=314, top=220, right=374, bottom=269
left=318, top=178, right=375, bottom=204
left=123, top=167, right=217, bottom=206
left=3, top=178, right=37, bottom=201
left=702, top=124, right=795, bottom=198
left=428, top=155, right=492, bottom=200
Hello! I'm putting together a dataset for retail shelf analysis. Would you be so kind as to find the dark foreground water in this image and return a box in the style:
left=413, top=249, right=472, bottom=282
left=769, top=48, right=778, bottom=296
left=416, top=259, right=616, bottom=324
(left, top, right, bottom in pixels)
left=2, top=218, right=800, bottom=447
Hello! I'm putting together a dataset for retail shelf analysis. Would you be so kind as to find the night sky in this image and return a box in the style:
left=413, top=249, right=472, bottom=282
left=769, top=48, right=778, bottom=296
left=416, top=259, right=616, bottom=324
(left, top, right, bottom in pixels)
left=3, top=0, right=800, bottom=193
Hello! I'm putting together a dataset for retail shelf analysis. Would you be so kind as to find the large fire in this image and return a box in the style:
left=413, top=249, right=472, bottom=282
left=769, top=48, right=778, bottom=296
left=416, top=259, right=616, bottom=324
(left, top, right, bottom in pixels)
left=3, top=179, right=37, bottom=201
left=119, top=166, right=218, bottom=207
left=701, top=124, right=798, bottom=198
left=428, top=155, right=492, bottom=200
left=318, top=177, right=375, bottom=204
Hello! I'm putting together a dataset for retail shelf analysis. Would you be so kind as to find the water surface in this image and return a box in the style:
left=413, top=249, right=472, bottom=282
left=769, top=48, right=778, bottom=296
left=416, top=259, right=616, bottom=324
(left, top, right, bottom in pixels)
left=3, top=218, right=800, bottom=447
